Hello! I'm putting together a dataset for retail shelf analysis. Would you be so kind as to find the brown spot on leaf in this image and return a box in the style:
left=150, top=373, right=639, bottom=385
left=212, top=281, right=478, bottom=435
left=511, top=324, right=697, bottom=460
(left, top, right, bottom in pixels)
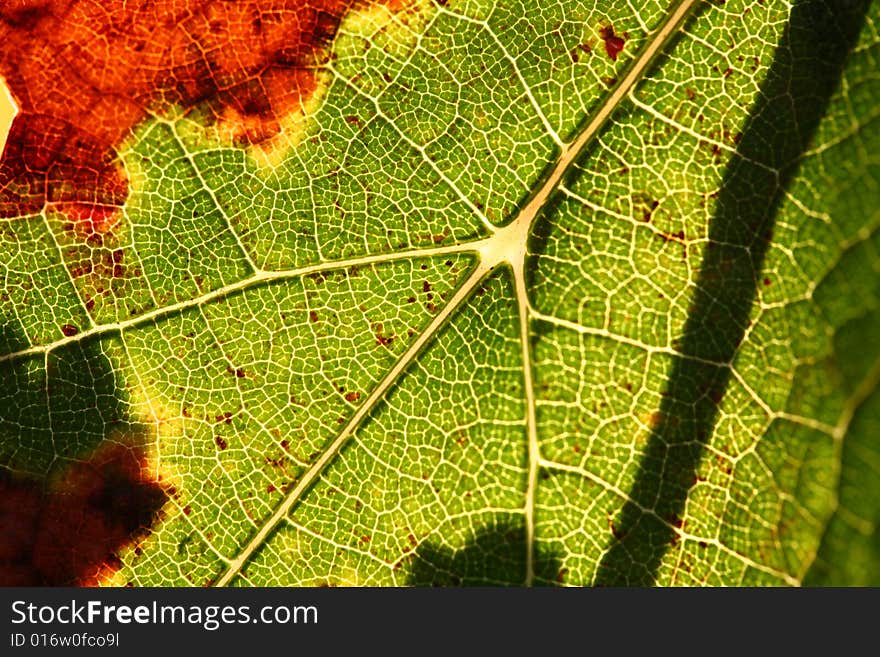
left=372, top=322, right=396, bottom=347
left=642, top=199, right=659, bottom=222
left=600, top=25, right=626, bottom=61
left=0, top=442, right=170, bottom=586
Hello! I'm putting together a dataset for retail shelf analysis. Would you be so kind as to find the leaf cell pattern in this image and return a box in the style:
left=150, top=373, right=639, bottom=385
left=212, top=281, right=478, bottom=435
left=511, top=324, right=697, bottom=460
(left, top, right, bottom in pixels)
left=0, top=0, right=877, bottom=586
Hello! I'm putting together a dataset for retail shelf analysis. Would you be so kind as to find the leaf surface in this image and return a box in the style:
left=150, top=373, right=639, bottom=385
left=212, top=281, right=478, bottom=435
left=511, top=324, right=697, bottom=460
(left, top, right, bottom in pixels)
left=0, top=0, right=877, bottom=586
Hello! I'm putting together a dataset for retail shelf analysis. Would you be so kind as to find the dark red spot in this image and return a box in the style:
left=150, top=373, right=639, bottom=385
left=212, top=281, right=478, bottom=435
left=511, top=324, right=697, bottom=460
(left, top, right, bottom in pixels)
left=60, top=324, right=78, bottom=337
left=70, top=262, right=93, bottom=278
left=422, top=281, right=432, bottom=293
left=308, top=310, right=319, bottom=323
left=763, top=277, right=771, bottom=286
left=182, top=505, right=192, bottom=516
left=0, top=443, right=169, bottom=586
left=600, top=25, right=626, bottom=61
left=235, top=368, right=245, bottom=378
left=372, top=322, right=395, bottom=347
left=344, top=391, right=360, bottom=402
left=215, top=436, right=228, bottom=450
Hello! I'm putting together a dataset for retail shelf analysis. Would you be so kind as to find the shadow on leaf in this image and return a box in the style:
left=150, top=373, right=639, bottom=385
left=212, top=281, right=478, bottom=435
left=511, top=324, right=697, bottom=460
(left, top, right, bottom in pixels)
left=590, top=0, right=871, bottom=585
left=405, top=517, right=563, bottom=586
left=0, top=323, right=170, bottom=585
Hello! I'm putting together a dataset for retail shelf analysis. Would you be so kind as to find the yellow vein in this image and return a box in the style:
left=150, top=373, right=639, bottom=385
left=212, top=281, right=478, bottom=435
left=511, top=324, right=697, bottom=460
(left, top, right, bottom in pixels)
left=325, top=64, right=497, bottom=234
left=0, top=241, right=475, bottom=364
left=627, top=93, right=778, bottom=174
left=448, top=8, right=563, bottom=147
left=211, top=1, right=701, bottom=584
left=165, top=120, right=260, bottom=274
left=39, top=211, right=97, bottom=330
left=799, top=356, right=880, bottom=583
left=513, top=256, right=541, bottom=586
left=833, top=356, right=880, bottom=442
left=511, top=0, right=699, bottom=233
left=214, top=259, right=497, bottom=586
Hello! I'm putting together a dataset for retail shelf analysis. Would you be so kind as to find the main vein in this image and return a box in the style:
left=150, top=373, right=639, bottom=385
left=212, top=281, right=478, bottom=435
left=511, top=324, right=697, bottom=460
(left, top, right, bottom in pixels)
left=514, top=0, right=699, bottom=585
left=512, top=0, right=697, bottom=232
left=0, top=242, right=471, bottom=364
left=214, top=0, right=699, bottom=585
left=214, top=260, right=496, bottom=586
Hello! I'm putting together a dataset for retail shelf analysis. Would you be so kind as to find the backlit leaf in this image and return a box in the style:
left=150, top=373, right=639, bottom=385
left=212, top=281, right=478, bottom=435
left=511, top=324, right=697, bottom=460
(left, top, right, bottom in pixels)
left=0, top=0, right=877, bottom=586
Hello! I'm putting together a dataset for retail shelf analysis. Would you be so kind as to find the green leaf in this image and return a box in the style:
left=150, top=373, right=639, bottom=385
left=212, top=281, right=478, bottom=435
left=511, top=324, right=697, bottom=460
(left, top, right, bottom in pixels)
left=0, top=0, right=877, bottom=586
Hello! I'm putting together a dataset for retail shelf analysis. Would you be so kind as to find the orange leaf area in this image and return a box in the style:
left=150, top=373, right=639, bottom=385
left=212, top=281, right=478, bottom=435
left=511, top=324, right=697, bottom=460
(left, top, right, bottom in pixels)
left=0, top=0, right=363, bottom=218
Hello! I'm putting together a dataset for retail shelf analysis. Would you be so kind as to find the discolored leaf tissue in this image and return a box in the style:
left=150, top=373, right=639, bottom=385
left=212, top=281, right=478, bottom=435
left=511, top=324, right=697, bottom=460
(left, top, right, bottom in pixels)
left=0, top=0, right=877, bottom=586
